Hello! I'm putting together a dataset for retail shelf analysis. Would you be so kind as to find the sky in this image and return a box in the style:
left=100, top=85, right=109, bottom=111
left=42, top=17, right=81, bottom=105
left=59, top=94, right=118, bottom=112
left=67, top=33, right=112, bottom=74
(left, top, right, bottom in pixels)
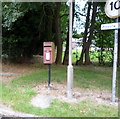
left=73, top=0, right=87, bottom=34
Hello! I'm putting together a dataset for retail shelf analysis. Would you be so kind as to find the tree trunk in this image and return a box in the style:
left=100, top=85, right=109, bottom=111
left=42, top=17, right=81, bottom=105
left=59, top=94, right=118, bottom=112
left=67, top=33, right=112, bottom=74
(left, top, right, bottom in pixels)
left=63, top=26, right=69, bottom=65
left=85, top=43, right=91, bottom=64
left=77, top=2, right=97, bottom=65
left=85, top=2, right=97, bottom=65
left=76, top=2, right=91, bottom=65
left=63, top=2, right=75, bottom=65
left=100, top=37, right=104, bottom=65
left=54, top=3, right=62, bottom=64
left=45, top=5, right=53, bottom=42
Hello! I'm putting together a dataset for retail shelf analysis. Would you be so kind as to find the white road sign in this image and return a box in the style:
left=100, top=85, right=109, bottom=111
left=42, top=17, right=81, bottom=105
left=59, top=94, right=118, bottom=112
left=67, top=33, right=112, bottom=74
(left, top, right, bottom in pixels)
left=101, top=22, right=120, bottom=30
left=105, top=0, right=120, bottom=18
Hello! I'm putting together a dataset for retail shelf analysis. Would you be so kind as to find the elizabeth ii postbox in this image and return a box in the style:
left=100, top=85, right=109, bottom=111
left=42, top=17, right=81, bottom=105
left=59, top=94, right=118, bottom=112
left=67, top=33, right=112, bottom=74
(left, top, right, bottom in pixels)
left=43, top=42, right=55, bottom=64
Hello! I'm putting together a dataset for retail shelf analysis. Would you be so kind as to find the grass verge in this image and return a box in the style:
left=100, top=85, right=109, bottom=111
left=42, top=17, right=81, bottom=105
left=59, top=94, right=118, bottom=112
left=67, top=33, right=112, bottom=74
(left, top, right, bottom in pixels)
left=1, top=64, right=119, bottom=117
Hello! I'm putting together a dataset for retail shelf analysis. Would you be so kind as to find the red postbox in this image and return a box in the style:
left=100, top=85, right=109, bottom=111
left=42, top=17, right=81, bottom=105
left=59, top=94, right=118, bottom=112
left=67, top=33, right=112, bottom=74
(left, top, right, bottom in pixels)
left=43, top=42, right=55, bottom=64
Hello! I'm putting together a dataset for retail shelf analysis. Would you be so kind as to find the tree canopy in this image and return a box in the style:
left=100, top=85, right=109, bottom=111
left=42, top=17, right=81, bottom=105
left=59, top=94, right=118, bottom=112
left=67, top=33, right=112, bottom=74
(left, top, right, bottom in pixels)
left=2, top=1, right=120, bottom=66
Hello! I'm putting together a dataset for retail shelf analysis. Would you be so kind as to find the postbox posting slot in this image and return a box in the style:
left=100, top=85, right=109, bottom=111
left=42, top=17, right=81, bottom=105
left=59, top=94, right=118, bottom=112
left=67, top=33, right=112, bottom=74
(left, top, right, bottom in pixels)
left=44, top=46, right=51, bottom=47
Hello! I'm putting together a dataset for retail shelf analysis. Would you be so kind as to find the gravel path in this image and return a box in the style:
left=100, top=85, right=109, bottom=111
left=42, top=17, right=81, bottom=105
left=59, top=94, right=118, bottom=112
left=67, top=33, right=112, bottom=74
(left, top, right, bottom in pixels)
left=0, top=73, right=16, bottom=76
left=0, top=103, right=39, bottom=118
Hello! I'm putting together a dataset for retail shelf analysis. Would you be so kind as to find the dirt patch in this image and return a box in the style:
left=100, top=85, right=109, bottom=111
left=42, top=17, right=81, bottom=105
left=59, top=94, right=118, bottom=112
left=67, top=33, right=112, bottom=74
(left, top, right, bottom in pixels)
left=33, top=82, right=119, bottom=107
left=1, top=63, right=37, bottom=82
left=31, top=94, right=55, bottom=108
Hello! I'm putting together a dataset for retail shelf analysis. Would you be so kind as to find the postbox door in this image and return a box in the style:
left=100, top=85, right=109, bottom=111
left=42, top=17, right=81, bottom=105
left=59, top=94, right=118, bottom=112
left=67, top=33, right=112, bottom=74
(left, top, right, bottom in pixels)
left=43, top=48, right=52, bottom=64
left=45, top=51, right=51, bottom=61
left=43, top=42, right=55, bottom=64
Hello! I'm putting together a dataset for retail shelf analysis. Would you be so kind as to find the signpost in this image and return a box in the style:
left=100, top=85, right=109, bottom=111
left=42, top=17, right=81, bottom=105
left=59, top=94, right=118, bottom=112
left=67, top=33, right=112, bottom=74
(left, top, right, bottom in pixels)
left=101, top=22, right=120, bottom=30
left=101, top=0, right=120, bottom=102
left=105, top=0, right=120, bottom=18
left=112, top=18, right=118, bottom=102
left=43, top=42, right=55, bottom=89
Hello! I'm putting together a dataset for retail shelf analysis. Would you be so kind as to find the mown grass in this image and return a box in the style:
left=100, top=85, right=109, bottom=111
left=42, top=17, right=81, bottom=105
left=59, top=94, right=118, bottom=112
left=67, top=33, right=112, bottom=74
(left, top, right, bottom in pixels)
left=1, top=64, right=119, bottom=117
